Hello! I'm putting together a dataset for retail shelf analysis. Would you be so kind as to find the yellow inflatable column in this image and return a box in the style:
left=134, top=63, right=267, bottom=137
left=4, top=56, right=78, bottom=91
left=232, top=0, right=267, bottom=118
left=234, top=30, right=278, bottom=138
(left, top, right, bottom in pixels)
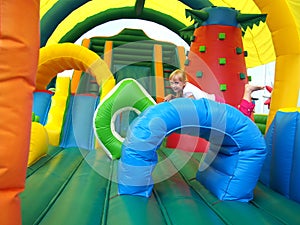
left=45, top=77, right=70, bottom=146
left=28, top=121, right=49, bottom=167
left=254, top=0, right=300, bottom=129
left=0, top=1, right=40, bottom=225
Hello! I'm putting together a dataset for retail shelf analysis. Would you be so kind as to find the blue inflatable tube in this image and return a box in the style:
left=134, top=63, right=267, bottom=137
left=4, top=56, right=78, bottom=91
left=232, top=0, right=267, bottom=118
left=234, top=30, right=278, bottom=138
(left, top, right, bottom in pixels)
left=118, top=98, right=266, bottom=202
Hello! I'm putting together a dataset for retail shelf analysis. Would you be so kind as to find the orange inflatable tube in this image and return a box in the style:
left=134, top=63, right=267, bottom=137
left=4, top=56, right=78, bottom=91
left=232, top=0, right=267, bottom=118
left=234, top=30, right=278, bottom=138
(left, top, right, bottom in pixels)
left=0, top=1, right=40, bottom=225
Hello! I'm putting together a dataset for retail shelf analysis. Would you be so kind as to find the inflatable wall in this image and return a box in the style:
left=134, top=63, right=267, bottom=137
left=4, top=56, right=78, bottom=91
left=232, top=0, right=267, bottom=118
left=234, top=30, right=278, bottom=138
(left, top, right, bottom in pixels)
left=260, top=108, right=300, bottom=203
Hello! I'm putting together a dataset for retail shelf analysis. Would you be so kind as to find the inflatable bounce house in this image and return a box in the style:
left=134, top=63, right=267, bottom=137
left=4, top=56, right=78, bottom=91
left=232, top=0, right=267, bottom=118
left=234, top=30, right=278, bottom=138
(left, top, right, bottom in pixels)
left=1, top=1, right=300, bottom=225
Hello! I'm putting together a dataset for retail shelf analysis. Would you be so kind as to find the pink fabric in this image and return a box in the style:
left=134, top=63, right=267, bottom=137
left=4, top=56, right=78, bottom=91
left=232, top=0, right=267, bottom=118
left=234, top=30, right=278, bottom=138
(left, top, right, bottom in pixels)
left=238, top=99, right=255, bottom=118
left=215, top=95, right=254, bottom=118
left=209, top=95, right=255, bottom=118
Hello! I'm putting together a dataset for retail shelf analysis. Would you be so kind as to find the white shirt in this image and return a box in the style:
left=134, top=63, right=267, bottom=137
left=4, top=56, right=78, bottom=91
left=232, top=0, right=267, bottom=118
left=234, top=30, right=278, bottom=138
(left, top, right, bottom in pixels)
left=183, top=82, right=215, bottom=101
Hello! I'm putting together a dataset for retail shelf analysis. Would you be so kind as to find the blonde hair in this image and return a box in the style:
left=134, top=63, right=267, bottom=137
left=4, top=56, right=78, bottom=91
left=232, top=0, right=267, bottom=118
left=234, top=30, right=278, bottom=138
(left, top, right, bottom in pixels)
left=169, top=69, right=188, bottom=82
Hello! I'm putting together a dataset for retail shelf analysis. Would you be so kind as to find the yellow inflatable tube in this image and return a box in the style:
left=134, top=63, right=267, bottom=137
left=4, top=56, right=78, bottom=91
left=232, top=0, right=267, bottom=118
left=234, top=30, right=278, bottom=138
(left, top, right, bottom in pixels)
left=254, top=0, right=300, bottom=130
left=44, top=77, right=70, bottom=146
left=36, top=43, right=115, bottom=100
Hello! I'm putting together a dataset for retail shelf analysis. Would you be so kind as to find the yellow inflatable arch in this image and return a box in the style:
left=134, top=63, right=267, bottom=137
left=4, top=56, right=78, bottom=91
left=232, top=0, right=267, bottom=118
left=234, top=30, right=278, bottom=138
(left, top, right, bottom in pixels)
left=37, top=43, right=116, bottom=98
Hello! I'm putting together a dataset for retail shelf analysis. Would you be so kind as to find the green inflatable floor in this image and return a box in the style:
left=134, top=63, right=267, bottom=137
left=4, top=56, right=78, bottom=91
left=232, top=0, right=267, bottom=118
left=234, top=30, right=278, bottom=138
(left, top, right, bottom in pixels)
left=21, top=146, right=300, bottom=225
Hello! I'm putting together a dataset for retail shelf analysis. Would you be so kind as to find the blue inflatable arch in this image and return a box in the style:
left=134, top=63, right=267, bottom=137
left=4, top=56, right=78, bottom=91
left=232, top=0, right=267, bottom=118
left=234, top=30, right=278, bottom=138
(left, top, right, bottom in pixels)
left=118, top=98, right=266, bottom=202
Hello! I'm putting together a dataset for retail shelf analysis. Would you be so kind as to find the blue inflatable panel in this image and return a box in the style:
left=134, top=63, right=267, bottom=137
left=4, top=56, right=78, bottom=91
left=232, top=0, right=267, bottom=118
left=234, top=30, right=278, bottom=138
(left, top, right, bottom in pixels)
left=60, top=95, right=99, bottom=150
left=118, top=98, right=266, bottom=202
left=260, top=109, right=300, bottom=203
left=32, top=91, right=53, bottom=125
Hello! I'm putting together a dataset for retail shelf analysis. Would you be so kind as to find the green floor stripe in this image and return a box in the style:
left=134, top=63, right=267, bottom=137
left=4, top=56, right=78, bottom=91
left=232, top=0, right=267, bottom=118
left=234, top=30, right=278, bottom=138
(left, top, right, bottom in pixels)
left=160, top=147, right=284, bottom=225
left=152, top=189, right=173, bottom=225
left=35, top=155, right=86, bottom=225
left=21, top=148, right=88, bottom=225
left=106, top=157, right=167, bottom=225
left=252, top=182, right=300, bottom=225
left=100, top=156, right=115, bottom=225
left=26, top=146, right=63, bottom=177
left=154, top=149, right=225, bottom=225
left=38, top=149, right=112, bottom=225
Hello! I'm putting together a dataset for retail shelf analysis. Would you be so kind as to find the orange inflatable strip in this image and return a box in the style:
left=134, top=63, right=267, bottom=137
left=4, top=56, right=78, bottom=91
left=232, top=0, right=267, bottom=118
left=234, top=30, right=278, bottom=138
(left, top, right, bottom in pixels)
left=104, top=40, right=113, bottom=69
left=0, top=1, right=40, bottom=225
left=70, top=70, right=82, bottom=94
left=176, top=46, right=186, bottom=69
left=153, top=44, right=165, bottom=103
left=71, top=38, right=91, bottom=94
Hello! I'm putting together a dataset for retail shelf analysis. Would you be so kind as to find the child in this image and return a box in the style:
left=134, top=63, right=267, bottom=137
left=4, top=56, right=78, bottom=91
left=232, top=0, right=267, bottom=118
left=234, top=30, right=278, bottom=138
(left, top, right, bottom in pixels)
left=164, top=69, right=264, bottom=118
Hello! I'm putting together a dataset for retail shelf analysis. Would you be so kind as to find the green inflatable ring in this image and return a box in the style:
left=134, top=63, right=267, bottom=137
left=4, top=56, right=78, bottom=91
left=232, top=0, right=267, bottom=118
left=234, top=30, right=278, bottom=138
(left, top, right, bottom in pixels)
left=93, top=78, right=156, bottom=159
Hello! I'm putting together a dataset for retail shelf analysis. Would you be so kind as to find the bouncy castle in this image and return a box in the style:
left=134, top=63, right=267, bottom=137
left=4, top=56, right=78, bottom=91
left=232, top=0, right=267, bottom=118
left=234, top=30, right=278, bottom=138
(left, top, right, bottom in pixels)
left=1, top=1, right=300, bottom=225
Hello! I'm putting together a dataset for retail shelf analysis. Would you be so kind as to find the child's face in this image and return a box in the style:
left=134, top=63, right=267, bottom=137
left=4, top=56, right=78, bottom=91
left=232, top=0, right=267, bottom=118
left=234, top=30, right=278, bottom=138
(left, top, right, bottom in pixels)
left=169, top=76, right=185, bottom=93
